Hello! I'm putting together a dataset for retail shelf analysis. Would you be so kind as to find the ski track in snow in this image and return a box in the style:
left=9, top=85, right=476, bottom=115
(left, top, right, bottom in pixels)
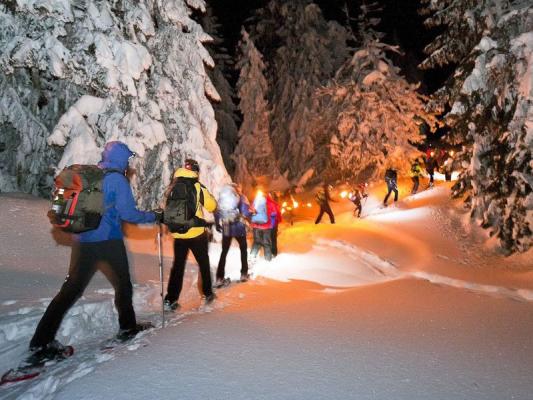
left=313, top=238, right=533, bottom=303
left=0, top=284, right=232, bottom=399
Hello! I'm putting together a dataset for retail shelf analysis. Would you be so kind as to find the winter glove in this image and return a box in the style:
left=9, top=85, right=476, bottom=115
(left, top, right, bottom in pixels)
left=153, top=208, right=164, bottom=223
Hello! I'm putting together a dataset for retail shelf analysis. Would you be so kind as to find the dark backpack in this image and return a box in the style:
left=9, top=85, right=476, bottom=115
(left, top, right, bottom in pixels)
left=385, top=169, right=397, bottom=182
left=49, top=165, right=113, bottom=233
left=164, top=177, right=205, bottom=233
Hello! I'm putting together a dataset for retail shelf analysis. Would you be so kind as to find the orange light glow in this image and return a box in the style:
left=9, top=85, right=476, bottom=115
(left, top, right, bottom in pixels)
left=256, top=190, right=264, bottom=198
left=449, top=150, right=454, bottom=156
left=340, top=191, right=348, bottom=198
left=293, top=201, right=299, bottom=209
left=306, top=203, right=312, bottom=208
left=282, top=201, right=287, bottom=207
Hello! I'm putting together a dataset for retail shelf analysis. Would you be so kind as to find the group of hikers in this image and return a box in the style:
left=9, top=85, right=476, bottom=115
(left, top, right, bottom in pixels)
left=28, top=141, right=286, bottom=364
left=25, top=140, right=449, bottom=365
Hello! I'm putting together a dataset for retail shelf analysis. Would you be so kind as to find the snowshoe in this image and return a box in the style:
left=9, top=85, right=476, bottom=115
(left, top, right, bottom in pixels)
left=164, top=299, right=180, bottom=312
left=204, top=293, right=216, bottom=305
left=1, top=341, right=74, bottom=386
left=214, top=277, right=231, bottom=289
left=116, top=321, right=154, bottom=343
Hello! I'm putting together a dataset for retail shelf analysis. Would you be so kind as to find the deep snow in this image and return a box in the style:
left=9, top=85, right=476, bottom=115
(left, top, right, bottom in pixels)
left=0, top=180, right=532, bottom=400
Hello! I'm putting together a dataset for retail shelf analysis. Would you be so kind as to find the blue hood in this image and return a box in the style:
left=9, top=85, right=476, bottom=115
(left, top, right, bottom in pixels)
left=98, top=141, right=134, bottom=172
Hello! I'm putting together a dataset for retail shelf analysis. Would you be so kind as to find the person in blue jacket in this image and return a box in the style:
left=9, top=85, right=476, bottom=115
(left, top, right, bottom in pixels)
left=29, top=141, right=158, bottom=359
left=214, top=184, right=251, bottom=286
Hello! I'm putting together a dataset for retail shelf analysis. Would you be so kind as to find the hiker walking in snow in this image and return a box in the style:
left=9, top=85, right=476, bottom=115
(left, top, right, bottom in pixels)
left=269, top=192, right=282, bottom=257
left=163, top=159, right=217, bottom=311
left=29, top=141, right=158, bottom=358
left=425, top=152, right=438, bottom=188
left=349, top=183, right=367, bottom=218
left=281, top=187, right=297, bottom=225
left=314, top=183, right=335, bottom=224
left=214, top=183, right=252, bottom=287
left=383, top=168, right=398, bottom=207
left=250, top=190, right=276, bottom=261
left=410, top=159, right=423, bottom=194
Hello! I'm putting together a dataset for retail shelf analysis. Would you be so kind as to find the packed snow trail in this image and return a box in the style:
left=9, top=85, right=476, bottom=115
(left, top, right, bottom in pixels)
left=0, top=184, right=532, bottom=399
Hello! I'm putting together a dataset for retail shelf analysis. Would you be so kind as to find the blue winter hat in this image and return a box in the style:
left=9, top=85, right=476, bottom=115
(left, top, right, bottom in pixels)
left=98, top=141, right=135, bottom=171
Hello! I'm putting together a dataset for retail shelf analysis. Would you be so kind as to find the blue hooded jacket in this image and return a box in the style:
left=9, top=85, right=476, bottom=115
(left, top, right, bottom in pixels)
left=78, top=141, right=155, bottom=243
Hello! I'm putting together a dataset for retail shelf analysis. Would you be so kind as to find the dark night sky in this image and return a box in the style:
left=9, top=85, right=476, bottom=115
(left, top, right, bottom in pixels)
left=206, top=0, right=452, bottom=93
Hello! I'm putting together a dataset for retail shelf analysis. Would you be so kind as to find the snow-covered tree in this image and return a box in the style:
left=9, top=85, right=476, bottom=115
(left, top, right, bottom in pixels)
left=233, top=29, right=285, bottom=192
left=421, top=0, right=532, bottom=253
left=201, top=5, right=240, bottom=174
left=0, top=0, right=230, bottom=207
left=252, top=0, right=350, bottom=184
left=307, top=2, right=438, bottom=183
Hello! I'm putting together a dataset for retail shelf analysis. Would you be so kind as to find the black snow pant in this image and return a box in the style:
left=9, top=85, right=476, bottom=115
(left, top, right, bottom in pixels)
left=30, top=240, right=136, bottom=349
left=315, top=203, right=335, bottom=224
left=428, top=170, right=435, bottom=186
left=411, top=176, right=420, bottom=194
left=383, top=182, right=399, bottom=205
left=216, top=235, right=248, bottom=280
left=250, top=228, right=273, bottom=261
left=271, top=224, right=279, bottom=257
left=352, top=201, right=362, bottom=217
left=165, top=232, right=213, bottom=304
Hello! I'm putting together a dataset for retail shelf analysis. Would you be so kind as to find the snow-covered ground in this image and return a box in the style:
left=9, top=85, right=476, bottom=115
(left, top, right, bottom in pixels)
left=0, top=181, right=532, bottom=400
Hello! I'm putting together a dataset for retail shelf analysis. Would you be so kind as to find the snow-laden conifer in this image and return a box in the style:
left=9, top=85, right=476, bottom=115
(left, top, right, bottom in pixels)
left=252, top=0, right=349, bottom=184
left=421, top=0, right=532, bottom=252
left=309, top=2, right=438, bottom=183
left=0, top=0, right=229, bottom=206
left=233, top=29, right=285, bottom=192
left=202, top=5, right=240, bottom=174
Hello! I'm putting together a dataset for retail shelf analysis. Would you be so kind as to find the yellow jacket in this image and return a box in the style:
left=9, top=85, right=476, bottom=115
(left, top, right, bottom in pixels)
left=170, top=168, right=217, bottom=239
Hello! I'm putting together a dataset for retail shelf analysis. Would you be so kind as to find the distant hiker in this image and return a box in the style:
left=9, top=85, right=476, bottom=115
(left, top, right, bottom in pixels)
left=349, top=184, right=368, bottom=218
left=425, top=153, right=439, bottom=188
left=383, top=168, right=398, bottom=206
left=163, top=159, right=217, bottom=311
left=214, top=183, right=251, bottom=287
left=250, top=190, right=276, bottom=261
left=281, top=187, right=297, bottom=225
left=410, top=159, right=423, bottom=194
left=29, top=141, right=158, bottom=359
left=268, top=192, right=282, bottom=257
left=315, top=183, right=335, bottom=224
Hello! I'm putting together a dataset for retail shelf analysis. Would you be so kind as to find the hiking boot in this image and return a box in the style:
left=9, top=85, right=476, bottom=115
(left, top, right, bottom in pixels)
left=164, top=299, right=180, bottom=312
left=215, top=278, right=231, bottom=288
left=204, top=293, right=216, bottom=304
left=116, top=322, right=154, bottom=342
left=240, top=273, right=250, bottom=283
left=26, top=340, right=71, bottom=366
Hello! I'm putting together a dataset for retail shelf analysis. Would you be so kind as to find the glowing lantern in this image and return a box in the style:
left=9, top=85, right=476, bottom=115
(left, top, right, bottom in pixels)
left=340, top=191, right=348, bottom=198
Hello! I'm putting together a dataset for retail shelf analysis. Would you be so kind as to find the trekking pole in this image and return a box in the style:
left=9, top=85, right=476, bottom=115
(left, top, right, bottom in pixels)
left=157, top=222, right=165, bottom=328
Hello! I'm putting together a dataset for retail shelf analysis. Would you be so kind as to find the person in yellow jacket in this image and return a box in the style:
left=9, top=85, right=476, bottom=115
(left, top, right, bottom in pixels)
left=410, top=158, right=423, bottom=194
left=163, top=159, right=217, bottom=310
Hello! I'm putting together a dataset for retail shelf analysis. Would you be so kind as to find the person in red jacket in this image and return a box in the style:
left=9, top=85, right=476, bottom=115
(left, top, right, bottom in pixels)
left=268, top=192, right=282, bottom=257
